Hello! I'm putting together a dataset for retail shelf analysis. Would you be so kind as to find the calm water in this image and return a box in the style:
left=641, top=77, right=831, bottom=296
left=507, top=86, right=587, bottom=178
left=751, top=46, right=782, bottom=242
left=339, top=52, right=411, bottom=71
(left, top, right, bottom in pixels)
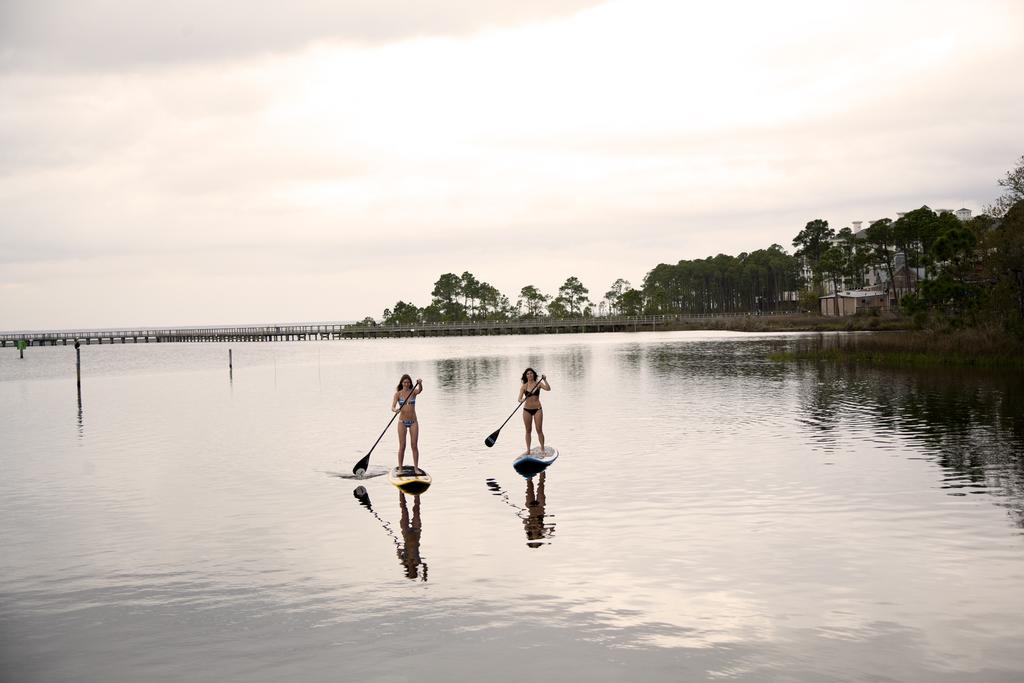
left=2, top=331, right=1023, bottom=682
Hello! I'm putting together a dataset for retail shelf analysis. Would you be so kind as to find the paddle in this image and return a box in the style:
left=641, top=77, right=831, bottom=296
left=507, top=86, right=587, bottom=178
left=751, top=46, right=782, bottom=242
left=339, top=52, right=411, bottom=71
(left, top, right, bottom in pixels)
left=353, top=379, right=421, bottom=476
left=484, top=373, right=546, bottom=447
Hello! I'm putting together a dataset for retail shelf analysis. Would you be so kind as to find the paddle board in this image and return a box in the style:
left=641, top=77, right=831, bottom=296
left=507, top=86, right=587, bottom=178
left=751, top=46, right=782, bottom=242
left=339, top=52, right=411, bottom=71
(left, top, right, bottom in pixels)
left=388, top=466, right=433, bottom=495
left=513, top=445, right=559, bottom=477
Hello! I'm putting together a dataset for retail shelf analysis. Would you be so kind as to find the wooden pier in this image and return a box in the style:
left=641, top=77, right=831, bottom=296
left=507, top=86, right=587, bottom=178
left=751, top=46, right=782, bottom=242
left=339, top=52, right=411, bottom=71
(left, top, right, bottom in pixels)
left=0, top=313, right=785, bottom=347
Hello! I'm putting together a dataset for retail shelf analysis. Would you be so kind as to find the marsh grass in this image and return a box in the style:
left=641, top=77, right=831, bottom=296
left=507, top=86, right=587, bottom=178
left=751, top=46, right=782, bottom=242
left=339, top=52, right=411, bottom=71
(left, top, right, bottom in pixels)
left=771, top=324, right=1024, bottom=369
left=662, top=313, right=911, bottom=333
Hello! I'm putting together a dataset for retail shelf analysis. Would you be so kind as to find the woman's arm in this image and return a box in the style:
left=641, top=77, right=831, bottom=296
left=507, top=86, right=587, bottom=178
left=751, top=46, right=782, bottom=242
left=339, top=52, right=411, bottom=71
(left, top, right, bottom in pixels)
left=414, top=379, right=423, bottom=395
left=541, top=375, right=551, bottom=391
left=391, top=392, right=400, bottom=413
left=518, top=384, right=526, bottom=401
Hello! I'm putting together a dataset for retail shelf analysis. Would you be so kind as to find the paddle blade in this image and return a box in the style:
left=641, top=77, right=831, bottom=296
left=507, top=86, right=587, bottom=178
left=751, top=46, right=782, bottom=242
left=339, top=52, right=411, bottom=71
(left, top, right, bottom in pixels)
left=352, top=454, right=370, bottom=476
left=484, top=430, right=500, bottom=447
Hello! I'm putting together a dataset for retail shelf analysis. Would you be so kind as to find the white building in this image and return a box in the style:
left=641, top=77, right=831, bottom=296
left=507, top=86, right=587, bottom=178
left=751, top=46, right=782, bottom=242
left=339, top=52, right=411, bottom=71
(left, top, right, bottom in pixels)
left=937, top=208, right=973, bottom=221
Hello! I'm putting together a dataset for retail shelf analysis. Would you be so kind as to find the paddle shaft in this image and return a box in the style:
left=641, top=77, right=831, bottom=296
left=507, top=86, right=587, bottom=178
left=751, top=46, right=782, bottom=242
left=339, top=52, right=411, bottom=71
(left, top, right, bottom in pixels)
left=353, top=380, right=420, bottom=474
left=487, top=374, right=547, bottom=443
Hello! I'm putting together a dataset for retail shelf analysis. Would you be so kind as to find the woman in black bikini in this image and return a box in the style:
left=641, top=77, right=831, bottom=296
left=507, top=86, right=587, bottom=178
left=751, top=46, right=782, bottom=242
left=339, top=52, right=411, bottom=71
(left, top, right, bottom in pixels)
left=519, top=368, right=550, bottom=455
left=392, top=374, right=423, bottom=473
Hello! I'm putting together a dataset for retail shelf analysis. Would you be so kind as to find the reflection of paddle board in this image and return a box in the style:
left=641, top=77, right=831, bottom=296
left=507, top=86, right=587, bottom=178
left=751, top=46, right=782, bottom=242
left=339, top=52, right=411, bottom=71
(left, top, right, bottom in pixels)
left=388, top=466, right=432, bottom=495
left=513, top=446, right=559, bottom=477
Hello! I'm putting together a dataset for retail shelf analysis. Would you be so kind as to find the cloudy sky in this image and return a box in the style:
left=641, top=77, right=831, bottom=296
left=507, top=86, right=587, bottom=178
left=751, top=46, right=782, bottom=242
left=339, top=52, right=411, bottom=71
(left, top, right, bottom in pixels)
left=1, top=0, right=1022, bottom=330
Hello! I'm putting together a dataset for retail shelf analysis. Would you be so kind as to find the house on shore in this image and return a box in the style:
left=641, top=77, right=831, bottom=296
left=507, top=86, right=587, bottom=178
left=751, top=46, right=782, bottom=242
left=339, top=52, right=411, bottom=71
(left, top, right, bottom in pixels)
left=819, top=290, right=887, bottom=317
left=801, top=207, right=981, bottom=315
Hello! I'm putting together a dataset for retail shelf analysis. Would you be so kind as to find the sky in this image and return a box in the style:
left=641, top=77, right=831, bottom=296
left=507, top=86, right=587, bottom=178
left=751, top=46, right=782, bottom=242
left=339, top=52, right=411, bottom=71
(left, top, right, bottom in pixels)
left=1, top=0, right=1023, bottom=330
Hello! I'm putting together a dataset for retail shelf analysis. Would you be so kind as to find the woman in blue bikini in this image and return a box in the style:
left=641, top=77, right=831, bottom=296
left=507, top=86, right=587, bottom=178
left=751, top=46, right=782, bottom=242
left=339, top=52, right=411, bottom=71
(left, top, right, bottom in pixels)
left=392, top=374, right=423, bottom=473
left=519, top=368, right=550, bottom=455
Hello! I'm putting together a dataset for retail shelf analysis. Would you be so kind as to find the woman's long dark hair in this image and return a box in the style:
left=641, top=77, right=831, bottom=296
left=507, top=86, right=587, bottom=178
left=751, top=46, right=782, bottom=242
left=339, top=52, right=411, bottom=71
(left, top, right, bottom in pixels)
left=397, top=374, right=414, bottom=391
left=521, top=367, right=538, bottom=384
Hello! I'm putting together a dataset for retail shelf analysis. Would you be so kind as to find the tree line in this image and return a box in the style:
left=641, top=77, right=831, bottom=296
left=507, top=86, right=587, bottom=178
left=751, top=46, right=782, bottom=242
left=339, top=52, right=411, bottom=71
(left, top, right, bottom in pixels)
left=376, top=272, right=596, bottom=325
left=373, top=249, right=805, bottom=325
left=367, top=155, right=1024, bottom=333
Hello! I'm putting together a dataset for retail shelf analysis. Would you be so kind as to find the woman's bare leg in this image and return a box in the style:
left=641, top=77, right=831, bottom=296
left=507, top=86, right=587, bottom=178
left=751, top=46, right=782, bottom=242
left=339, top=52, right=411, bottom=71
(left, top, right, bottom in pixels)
left=534, top=411, right=545, bottom=451
left=522, top=410, right=533, bottom=453
left=397, top=423, right=407, bottom=468
left=410, top=422, right=420, bottom=472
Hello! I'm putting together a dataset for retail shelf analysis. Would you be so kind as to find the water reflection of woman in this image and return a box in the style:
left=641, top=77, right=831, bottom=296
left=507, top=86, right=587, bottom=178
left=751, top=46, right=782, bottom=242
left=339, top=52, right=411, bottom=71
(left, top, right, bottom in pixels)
left=519, top=368, right=551, bottom=455
left=523, top=472, right=550, bottom=549
left=391, top=374, right=424, bottom=473
left=397, top=491, right=426, bottom=581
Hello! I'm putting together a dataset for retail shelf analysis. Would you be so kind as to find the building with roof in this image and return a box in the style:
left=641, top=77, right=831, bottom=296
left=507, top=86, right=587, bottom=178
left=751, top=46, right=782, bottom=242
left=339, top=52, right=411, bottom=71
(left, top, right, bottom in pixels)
left=819, top=290, right=887, bottom=317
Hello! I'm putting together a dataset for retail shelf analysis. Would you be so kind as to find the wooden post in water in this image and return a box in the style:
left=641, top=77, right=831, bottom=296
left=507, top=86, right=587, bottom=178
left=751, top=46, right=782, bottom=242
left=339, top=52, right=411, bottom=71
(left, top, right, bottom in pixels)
left=18, top=339, right=27, bottom=359
left=229, top=348, right=233, bottom=380
left=74, top=340, right=81, bottom=390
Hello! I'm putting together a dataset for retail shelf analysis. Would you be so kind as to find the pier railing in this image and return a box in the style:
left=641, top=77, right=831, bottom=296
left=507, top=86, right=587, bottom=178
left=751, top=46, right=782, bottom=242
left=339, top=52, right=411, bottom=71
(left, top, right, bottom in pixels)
left=1, top=311, right=792, bottom=346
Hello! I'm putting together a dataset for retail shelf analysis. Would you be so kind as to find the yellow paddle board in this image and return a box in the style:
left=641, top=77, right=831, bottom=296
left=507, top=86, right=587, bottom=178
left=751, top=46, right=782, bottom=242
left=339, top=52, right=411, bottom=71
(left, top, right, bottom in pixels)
left=388, top=466, right=432, bottom=495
